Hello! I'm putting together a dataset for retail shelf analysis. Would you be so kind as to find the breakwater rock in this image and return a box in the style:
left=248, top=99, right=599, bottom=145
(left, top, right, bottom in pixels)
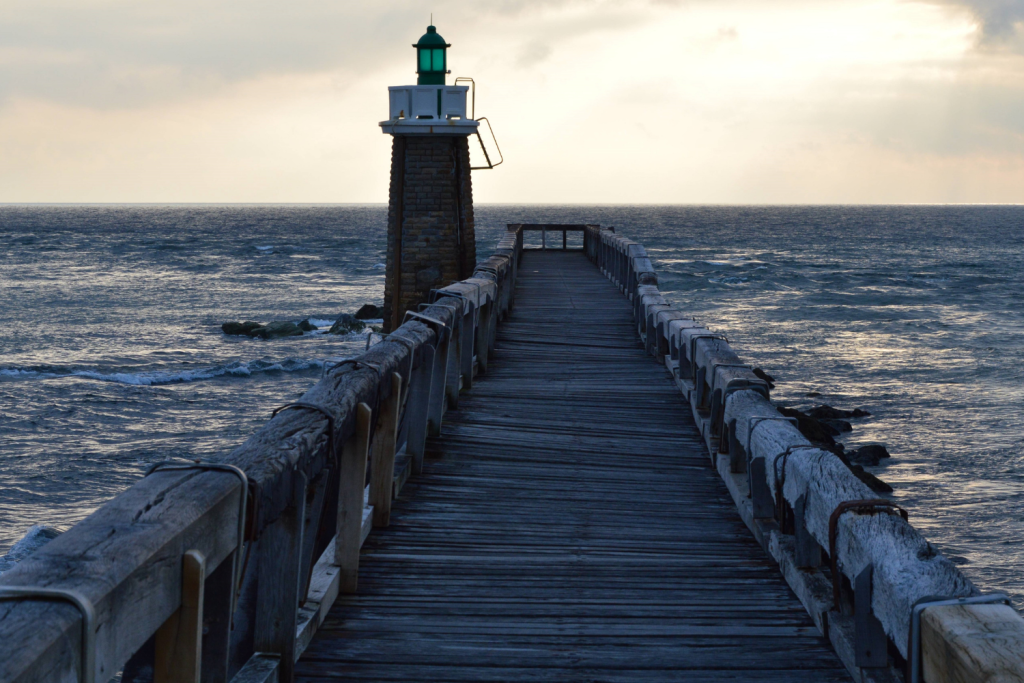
left=222, top=320, right=303, bottom=339
left=221, top=304, right=383, bottom=339
left=329, top=314, right=365, bottom=335
left=774, top=403, right=892, bottom=493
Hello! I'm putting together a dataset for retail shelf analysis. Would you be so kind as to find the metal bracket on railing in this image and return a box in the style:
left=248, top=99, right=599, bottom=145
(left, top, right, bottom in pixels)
left=771, top=446, right=817, bottom=532
left=431, top=289, right=474, bottom=314
left=687, top=334, right=730, bottom=373
left=828, top=500, right=909, bottom=610
left=744, top=416, right=800, bottom=494
left=404, top=310, right=449, bottom=336
left=144, top=461, right=250, bottom=619
left=0, top=587, right=97, bottom=683
left=907, top=593, right=1012, bottom=683
left=323, top=358, right=383, bottom=382
left=473, top=268, right=499, bottom=284
left=709, top=363, right=753, bottom=390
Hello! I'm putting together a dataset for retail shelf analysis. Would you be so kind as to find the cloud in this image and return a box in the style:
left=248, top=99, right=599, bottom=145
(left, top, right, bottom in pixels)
left=0, top=0, right=663, bottom=108
left=930, top=0, right=1024, bottom=45
left=517, top=41, right=554, bottom=68
left=0, top=0, right=1022, bottom=202
left=957, top=0, right=1024, bottom=36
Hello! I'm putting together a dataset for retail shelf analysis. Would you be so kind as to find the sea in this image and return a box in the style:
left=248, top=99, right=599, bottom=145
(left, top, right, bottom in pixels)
left=2, top=205, right=1022, bottom=603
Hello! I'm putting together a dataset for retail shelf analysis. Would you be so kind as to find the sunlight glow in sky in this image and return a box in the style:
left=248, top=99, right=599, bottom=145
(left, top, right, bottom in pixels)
left=0, top=0, right=1022, bottom=203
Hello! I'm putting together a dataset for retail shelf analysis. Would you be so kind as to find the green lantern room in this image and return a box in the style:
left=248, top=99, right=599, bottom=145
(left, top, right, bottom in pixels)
left=414, top=25, right=449, bottom=86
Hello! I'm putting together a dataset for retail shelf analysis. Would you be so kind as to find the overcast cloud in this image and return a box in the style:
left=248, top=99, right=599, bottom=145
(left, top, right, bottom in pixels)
left=0, top=0, right=1021, bottom=202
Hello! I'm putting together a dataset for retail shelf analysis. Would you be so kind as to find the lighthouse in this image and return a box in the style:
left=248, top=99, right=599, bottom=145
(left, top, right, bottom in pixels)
left=380, top=24, right=482, bottom=332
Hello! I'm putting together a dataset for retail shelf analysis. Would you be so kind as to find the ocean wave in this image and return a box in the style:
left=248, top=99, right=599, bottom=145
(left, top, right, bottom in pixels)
left=0, top=358, right=327, bottom=386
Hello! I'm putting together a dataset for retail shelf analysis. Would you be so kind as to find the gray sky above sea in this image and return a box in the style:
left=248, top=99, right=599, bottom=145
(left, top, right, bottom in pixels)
left=0, top=0, right=1022, bottom=203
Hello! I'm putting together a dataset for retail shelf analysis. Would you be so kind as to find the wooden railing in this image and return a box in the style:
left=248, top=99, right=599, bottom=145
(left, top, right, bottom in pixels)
left=507, top=223, right=606, bottom=251
left=0, top=230, right=524, bottom=683
left=585, top=224, right=1024, bottom=683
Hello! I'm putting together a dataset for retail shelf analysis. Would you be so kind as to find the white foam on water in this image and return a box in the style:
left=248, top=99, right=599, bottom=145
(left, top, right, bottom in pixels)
left=0, top=358, right=327, bottom=386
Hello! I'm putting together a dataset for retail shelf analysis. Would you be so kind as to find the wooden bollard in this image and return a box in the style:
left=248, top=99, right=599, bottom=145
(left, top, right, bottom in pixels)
left=154, top=549, right=206, bottom=683
left=337, top=402, right=372, bottom=594
left=371, top=374, right=403, bottom=527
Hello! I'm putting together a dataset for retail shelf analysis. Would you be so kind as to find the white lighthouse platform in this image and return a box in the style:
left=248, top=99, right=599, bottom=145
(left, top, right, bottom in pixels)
left=380, top=85, right=480, bottom=135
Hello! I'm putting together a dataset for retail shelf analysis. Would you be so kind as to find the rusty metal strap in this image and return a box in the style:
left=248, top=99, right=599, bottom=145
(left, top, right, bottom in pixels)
left=771, top=446, right=817, bottom=529
left=404, top=310, right=448, bottom=331
left=688, top=333, right=729, bottom=368
left=709, top=362, right=753, bottom=392
left=829, top=499, right=909, bottom=610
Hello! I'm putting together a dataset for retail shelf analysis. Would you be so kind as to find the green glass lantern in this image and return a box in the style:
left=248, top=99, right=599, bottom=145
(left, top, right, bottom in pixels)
left=414, top=25, right=450, bottom=86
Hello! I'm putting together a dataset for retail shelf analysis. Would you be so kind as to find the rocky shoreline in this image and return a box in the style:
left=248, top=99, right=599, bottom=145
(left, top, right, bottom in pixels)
left=755, top=368, right=894, bottom=493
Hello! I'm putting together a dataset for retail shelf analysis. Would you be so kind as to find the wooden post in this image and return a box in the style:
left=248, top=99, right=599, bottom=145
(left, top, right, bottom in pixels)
left=445, top=311, right=461, bottom=409
left=406, top=344, right=435, bottom=474
left=460, top=305, right=474, bottom=391
left=794, top=494, right=821, bottom=569
left=427, top=326, right=450, bottom=436
left=199, top=550, right=235, bottom=683
left=253, top=473, right=307, bottom=683
left=542, top=228, right=546, bottom=250
left=154, top=550, right=206, bottom=683
left=298, top=472, right=331, bottom=599
left=486, top=299, right=497, bottom=356
left=474, top=303, right=490, bottom=375
left=562, top=229, right=567, bottom=250
left=336, top=402, right=372, bottom=594
left=371, top=373, right=403, bottom=527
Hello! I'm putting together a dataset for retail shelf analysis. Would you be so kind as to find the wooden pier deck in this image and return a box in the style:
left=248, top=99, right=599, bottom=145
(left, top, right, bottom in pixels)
left=296, top=250, right=850, bottom=682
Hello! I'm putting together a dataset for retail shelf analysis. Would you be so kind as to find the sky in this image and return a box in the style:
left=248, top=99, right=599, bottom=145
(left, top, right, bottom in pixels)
left=0, top=0, right=1022, bottom=203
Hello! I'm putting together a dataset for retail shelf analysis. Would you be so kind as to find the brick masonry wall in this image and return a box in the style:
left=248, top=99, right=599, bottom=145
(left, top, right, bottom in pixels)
left=383, top=134, right=476, bottom=332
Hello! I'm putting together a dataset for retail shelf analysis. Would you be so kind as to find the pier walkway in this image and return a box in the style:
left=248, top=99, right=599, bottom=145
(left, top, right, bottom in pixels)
left=296, top=251, right=849, bottom=681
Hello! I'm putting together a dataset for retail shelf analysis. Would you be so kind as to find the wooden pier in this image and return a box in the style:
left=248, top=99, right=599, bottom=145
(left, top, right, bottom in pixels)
left=296, top=250, right=849, bottom=681
left=2, top=225, right=1023, bottom=683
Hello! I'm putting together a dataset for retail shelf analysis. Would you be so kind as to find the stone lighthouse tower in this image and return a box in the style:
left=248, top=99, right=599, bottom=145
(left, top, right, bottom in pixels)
left=380, top=24, right=480, bottom=332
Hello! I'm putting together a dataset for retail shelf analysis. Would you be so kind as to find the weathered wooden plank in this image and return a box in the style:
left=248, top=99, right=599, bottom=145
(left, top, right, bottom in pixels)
left=370, top=373, right=403, bottom=527
left=336, top=403, right=372, bottom=594
left=154, top=549, right=206, bottom=683
left=253, top=476, right=306, bottom=683
left=922, top=603, right=1024, bottom=683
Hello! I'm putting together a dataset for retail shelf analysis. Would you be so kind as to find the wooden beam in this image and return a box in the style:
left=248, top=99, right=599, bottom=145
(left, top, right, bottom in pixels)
left=253, top=475, right=306, bottom=683
left=922, top=603, right=1024, bottom=683
left=155, top=550, right=206, bottom=683
left=370, top=373, right=403, bottom=527
left=336, top=403, right=372, bottom=594
left=405, top=345, right=434, bottom=475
